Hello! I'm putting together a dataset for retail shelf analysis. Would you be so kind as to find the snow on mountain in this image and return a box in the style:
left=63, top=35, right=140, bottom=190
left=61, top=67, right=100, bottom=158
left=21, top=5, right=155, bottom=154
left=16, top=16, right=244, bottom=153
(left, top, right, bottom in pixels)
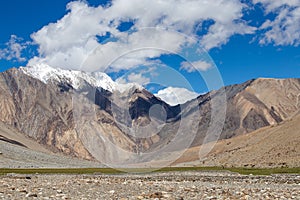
left=155, top=87, right=199, bottom=106
left=20, top=63, right=142, bottom=93
left=20, top=64, right=199, bottom=105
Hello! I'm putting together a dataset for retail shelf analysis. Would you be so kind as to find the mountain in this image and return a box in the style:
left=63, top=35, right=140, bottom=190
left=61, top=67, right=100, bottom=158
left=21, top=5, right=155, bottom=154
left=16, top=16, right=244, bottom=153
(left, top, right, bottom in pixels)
left=0, top=65, right=181, bottom=165
left=174, top=112, right=300, bottom=168
left=0, top=120, right=102, bottom=168
left=20, top=63, right=140, bottom=92
left=155, top=78, right=300, bottom=148
left=0, top=64, right=299, bottom=167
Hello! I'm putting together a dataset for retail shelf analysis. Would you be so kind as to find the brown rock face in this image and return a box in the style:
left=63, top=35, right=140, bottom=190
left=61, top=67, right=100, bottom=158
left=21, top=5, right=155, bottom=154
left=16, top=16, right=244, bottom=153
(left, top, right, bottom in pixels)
left=188, top=78, right=300, bottom=146
left=0, top=68, right=93, bottom=159
left=0, top=67, right=299, bottom=165
left=175, top=112, right=300, bottom=168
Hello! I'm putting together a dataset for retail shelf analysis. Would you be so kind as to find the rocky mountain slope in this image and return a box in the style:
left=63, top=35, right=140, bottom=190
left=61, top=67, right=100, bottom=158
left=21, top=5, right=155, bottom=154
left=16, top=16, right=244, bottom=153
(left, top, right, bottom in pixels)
left=175, top=112, right=300, bottom=168
left=153, top=77, right=300, bottom=149
left=0, top=65, right=299, bottom=166
left=0, top=120, right=102, bottom=168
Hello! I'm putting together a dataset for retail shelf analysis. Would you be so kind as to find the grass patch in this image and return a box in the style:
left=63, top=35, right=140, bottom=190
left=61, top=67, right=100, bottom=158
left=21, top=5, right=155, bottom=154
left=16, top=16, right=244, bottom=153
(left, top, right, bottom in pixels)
left=0, top=168, right=122, bottom=176
left=159, top=166, right=300, bottom=175
left=228, top=167, right=300, bottom=175
left=0, top=167, right=299, bottom=176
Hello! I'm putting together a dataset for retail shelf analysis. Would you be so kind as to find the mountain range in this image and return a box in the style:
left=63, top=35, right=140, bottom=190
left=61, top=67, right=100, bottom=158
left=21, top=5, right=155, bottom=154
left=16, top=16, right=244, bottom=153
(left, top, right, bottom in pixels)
left=0, top=64, right=299, bottom=168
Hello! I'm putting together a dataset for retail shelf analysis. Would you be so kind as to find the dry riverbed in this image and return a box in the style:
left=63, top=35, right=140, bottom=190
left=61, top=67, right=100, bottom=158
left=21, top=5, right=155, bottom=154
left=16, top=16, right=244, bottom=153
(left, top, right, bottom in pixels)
left=0, top=171, right=299, bottom=200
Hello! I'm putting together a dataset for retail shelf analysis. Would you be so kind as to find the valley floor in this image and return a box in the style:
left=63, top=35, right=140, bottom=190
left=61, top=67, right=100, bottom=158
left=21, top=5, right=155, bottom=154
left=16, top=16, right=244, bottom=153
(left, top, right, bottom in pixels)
left=0, top=171, right=299, bottom=199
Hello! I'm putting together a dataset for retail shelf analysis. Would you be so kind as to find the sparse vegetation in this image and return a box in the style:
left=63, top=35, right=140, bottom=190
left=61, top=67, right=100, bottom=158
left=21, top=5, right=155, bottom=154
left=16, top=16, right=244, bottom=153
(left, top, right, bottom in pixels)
left=0, top=168, right=122, bottom=175
left=228, top=167, right=300, bottom=175
left=0, top=167, right=299, bottom=176
left=160, top=166, right=300, bottom=175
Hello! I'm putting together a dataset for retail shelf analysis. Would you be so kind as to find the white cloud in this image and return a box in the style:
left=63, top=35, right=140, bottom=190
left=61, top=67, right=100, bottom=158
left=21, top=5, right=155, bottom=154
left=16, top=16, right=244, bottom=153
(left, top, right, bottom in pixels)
left=201, top=22, right=256, bottom=50
left=180, top=60, right=212, bottom=72
left=155, top=87, right=199, bottom=106
left=115, top=65, right=158, bottom=86
left=3, top=0, right=299, bottom=72
left=127, top=73, right=150, bottom=85
left=88, top=29, right=187, bottom=72
left=253, top=0, right=300, bottom=46
left=253, top=0, right=300, bottom=12
left=28, top=1, right=109, bottom=70
left=0, top=35, right=29, bottom=62
left=116, top=72, right=150, bottom=85
left=26, top=0, right=255, bottom=72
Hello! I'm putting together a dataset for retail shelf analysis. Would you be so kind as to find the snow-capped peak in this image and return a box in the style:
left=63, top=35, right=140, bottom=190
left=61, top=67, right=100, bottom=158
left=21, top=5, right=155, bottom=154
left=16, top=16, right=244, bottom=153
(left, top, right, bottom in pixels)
left=20, top=63, right=142, bottom=93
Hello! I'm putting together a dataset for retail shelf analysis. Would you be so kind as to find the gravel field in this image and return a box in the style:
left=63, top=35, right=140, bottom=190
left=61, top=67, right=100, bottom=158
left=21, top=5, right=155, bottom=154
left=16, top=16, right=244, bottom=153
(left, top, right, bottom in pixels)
left=0, top=141, right=103, bottom=168
left=0, top=171, right=299, bottom=200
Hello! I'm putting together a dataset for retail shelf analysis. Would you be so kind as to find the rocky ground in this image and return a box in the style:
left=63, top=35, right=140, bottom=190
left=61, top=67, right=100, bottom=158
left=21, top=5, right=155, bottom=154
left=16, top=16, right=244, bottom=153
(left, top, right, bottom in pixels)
left=0, top=171, right=299, bottom=200
left=0, top=140, right=103, bottom=168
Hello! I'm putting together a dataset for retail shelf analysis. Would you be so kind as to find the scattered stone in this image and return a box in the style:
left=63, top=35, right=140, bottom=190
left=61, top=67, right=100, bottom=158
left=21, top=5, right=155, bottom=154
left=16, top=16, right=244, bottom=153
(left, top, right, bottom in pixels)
left=0, top=172, right=298, bottom=199
left=149, top=192, right=163, bottom=198
left=26, top=192, right=38, bottom=197
left=17, top=189, right=27, bottom=193
left=109, top=190, right=115, bottom=194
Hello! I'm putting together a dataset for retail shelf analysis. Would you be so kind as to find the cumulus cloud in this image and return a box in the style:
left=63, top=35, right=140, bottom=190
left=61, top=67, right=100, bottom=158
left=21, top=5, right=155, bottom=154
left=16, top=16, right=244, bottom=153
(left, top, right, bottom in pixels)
left=4, top=0, right=297, bottom=74
left=180, top=60, right=213, bottom=72
left=253, top=0, right=300, bottom=46
left=155, top=87, right=199, bottom=106
left=115, top=65, right=158, bottom=86
left=253, top=0, right=300, bottom=12
left=0, top=35, right=29, bottom=62
left=83, top=29, right=187, bottom=72
left=26, top=0, right=255, bottom=72
left=28, top=1, right=108, bottom=70
left=201, top=21, right=256, bottom=50
left=116, top=72, right=150, bottom=85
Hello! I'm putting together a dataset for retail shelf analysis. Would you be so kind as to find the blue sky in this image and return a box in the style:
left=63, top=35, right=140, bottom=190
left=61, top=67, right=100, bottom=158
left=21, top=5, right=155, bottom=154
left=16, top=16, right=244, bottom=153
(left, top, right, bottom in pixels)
left=0, top=0, right=299, bottom=95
